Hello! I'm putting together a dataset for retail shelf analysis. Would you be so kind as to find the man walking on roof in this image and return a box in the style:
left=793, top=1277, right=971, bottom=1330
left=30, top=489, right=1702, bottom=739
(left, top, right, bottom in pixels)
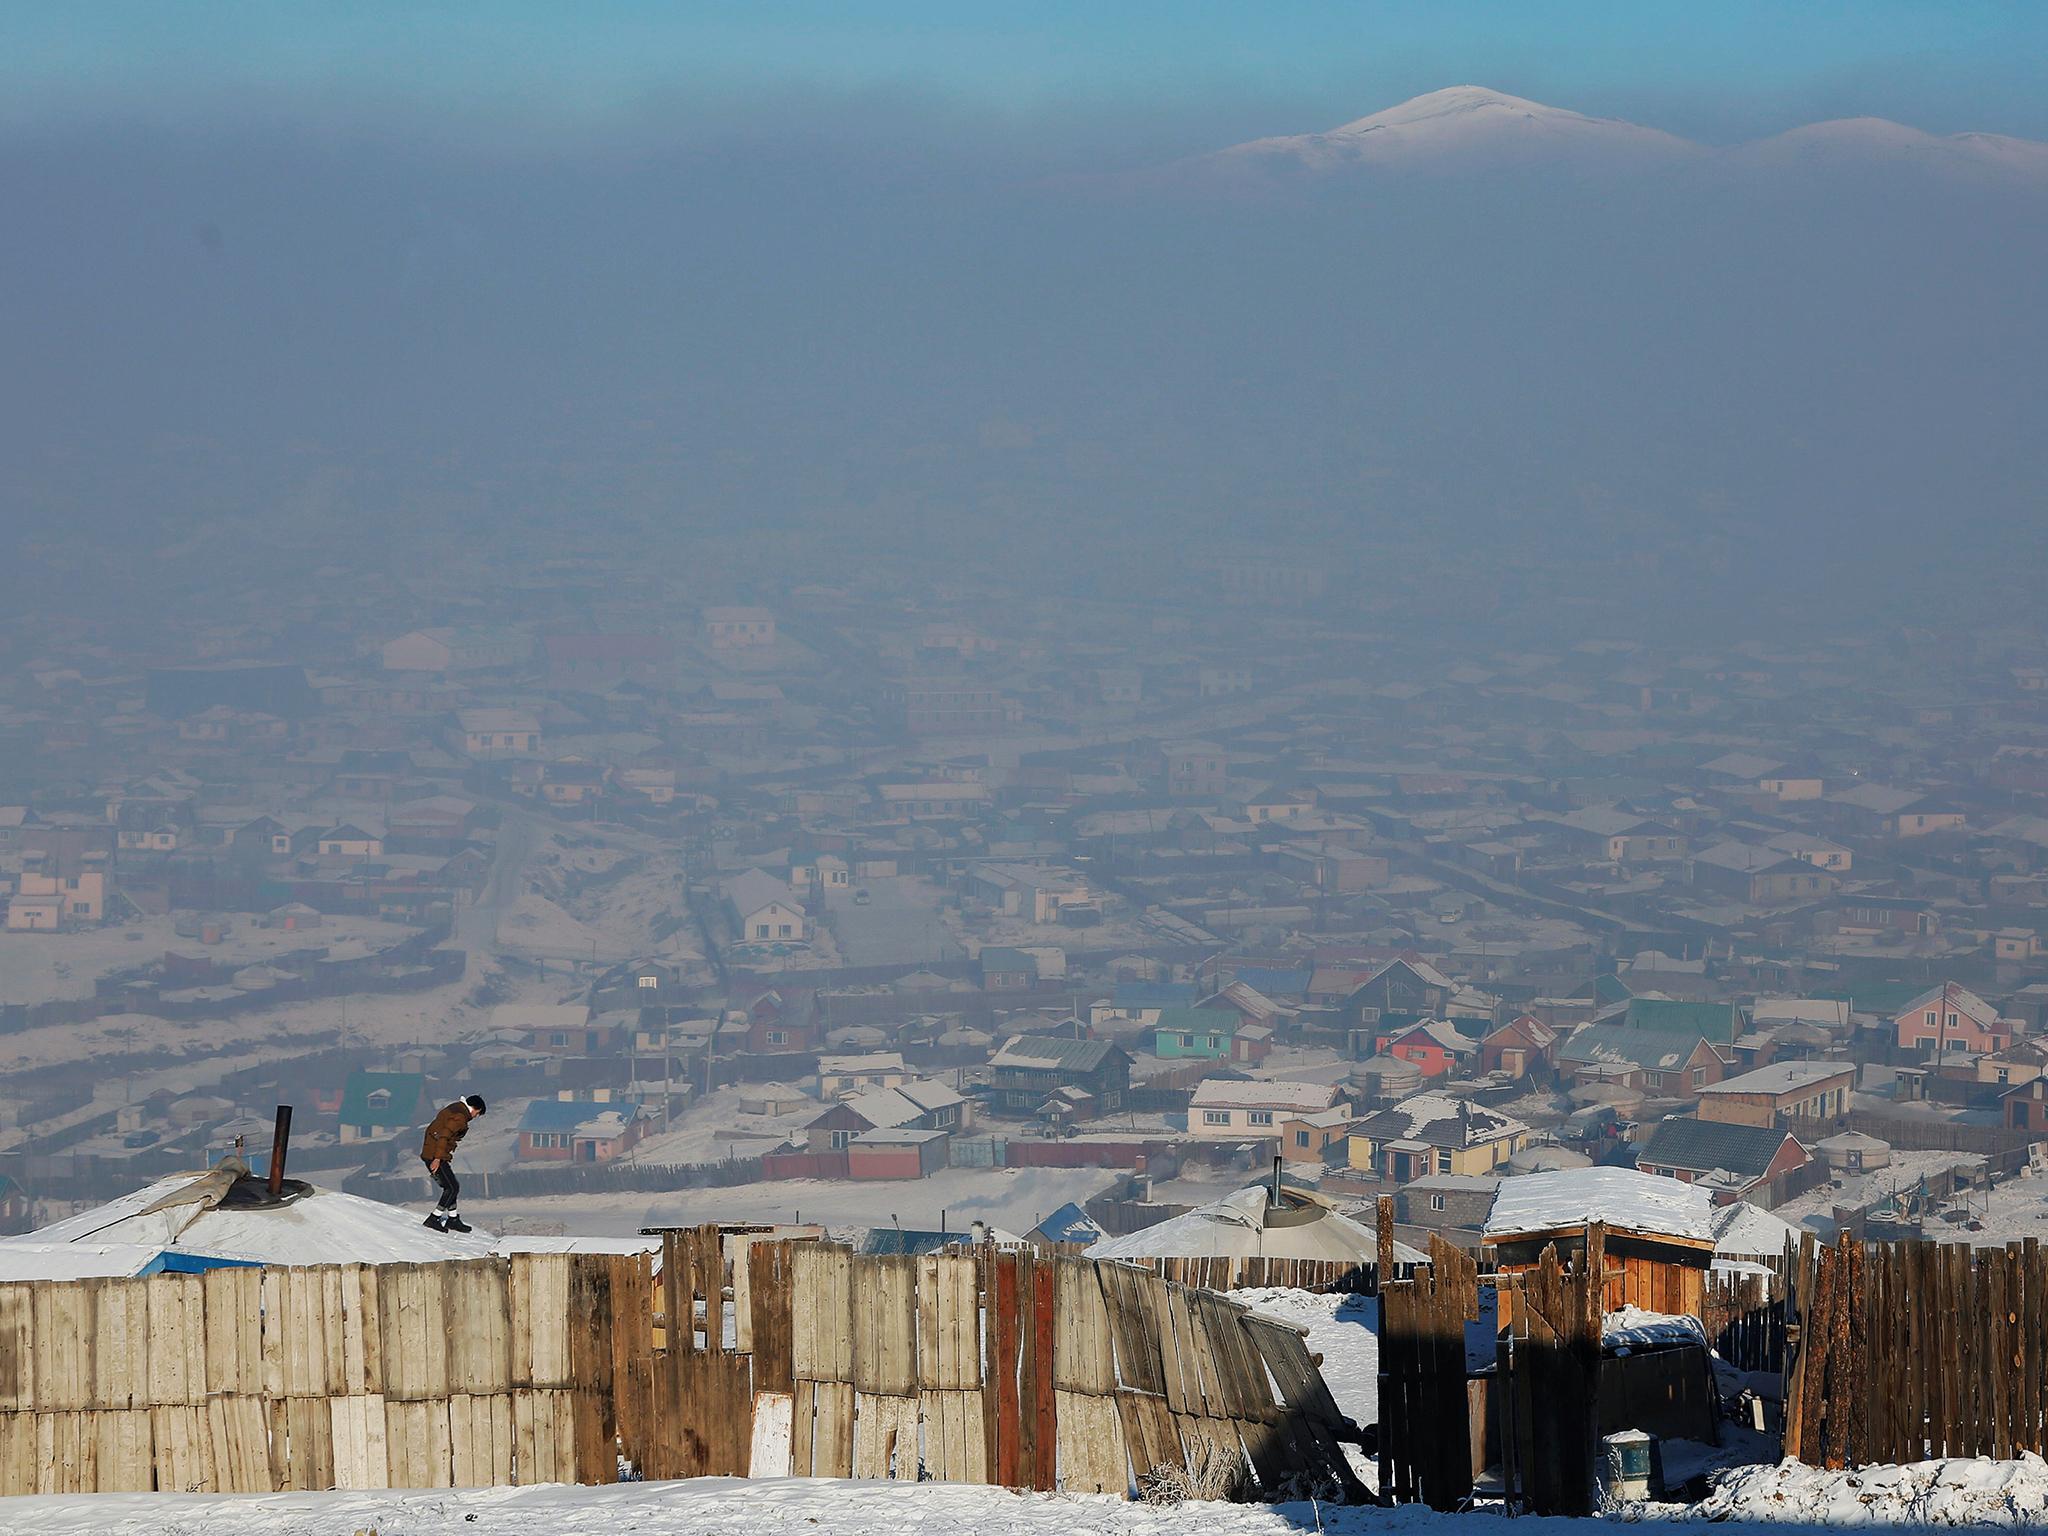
left=420, top=1093, right=486, bottom=1234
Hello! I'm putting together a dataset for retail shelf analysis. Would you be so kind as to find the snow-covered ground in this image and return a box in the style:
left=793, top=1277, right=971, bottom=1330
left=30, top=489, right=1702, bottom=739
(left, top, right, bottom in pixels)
left=14, top=1456, right=2048, bottom=1533
left=1774, top=1150, right=1984, bottom=1228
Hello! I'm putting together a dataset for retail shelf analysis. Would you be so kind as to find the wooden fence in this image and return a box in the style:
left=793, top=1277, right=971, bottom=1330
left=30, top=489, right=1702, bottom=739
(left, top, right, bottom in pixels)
left=0, top=1254, right=644, bottom=1496
left=641, top=1229, right=1365, bottom=1499
left=1784, top=1233, right=2048, bottom=1469
left=0, top=1231, right=1362, bottom=1502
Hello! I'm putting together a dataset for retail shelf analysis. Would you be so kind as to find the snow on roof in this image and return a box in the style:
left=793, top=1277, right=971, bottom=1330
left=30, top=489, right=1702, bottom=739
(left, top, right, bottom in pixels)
left=1698, top=1058, right=1856, bottom=1097
left=1188, top=1078, right=1339, bottom=1112
left=1483, top=1167, right=1714, bottom=1244
left=1710, top=1199, right=1804, bottom=1258
left=1356, top=1091, right=1527, bottom=1147
left=1088, top=1184, right=1426, bottom=1266
left=6, top=1174, right=497, bottom=1270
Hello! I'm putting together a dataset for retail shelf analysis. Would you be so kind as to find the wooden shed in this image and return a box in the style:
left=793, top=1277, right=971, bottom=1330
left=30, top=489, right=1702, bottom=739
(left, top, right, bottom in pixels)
left=1481, top=1167, right=1716, bottom=1322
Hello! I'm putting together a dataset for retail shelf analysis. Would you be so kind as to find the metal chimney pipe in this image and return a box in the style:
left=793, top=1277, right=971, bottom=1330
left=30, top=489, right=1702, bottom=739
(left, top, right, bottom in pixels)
left=267, top=1105, right=293, bottom=1196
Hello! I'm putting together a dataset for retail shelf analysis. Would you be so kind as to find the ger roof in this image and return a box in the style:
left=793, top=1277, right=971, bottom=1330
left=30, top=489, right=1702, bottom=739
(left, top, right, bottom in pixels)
left=1639, top=1116, right=1799, bottom=1179
left=1483, top=1167, right=1714, bottom=1244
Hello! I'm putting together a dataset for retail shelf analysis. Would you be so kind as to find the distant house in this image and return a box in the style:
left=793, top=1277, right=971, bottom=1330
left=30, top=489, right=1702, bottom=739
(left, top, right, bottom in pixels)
left=336, top=1070, right=428, bottom=1144
left=452, top=708, right=541, bottom=759
left=1481, top=1015, right=1558, bottom=1079
left=2004, top=1077, right=2048, bottom=1133
left=540, top=762, right=609, bottom=807
left=1620, top=997, right=1745, bottom=1047
left=382, top=626, right=530, bottom=673
left=488, top=1003, right=613, bottom=1055
left=1347, top=1092, right=1530, bottom=1183
left=1152, top=1007, right=1239, bottom=1061
left=517, top=1096, right=646, bottom=1162
left=988, top=1035, right=1131, bottom=1116
left=804, top=1079, right=968, bottom=1152
left=1637, top=1116, right=1809, bottom=1200
left=1088, top=982, right=1196, bottom=1034
left=1695, top=1060, right=1855, bottom=1128
left=1157, top=741, right=1229, bottom=800
left=1280, top=1105, right=1353, bottom=1165
left=1554, top=1024, right=1726, bottom=1100
left=702, top=606, right=777, bottom=650
left=1826, top=785, right=1965, bottom=840
left=967, top=863, right=1090, bottom=924
left=1556, top=808, right=1687, bottom=863
left=1188, top=1079, right=1341, bottom=1141
left=1690, top=841, right=1842, bottom=906
left=979, top=947, right=1038, bottom=992
left=1892, top=983, right=2011, bottom=1059
left=1381, top=1019, right=1478, bottom=1081
left=1240, top=785, right=1316, bottom=824
left=316, top=822, right=385, bottom=859
left=1978, top=1040, right=2048, bottom=1090
left=817, top=1052, right=913, bottom=1099
left=724, top=869, right=809, bottom=944
left=264, top=902, right=323, bottom=931
left=1340, top=958, right=1455, bottom=1030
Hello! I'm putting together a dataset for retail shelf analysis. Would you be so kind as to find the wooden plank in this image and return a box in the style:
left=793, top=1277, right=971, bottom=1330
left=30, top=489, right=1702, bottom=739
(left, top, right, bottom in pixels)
left=793, top=1244, right=854, bottom=1382
left=791, top=1380, right=816, bottom=1477
left=749, top=1240, right=796, bottom=1396
left=852, top=1390, right=917, bottom=1479
left=569, top=1254, right=619, bottom=1485
left=34, top=1281, right=88, bottom=1411
left=1023, top=1256, right=1057, bottom=1491
left=0, top=1289, right=34, bottom=1414
left=812, top=1379, right=854, bottom=1478
left=986, top=1251, right=1023, bottom=1486
left=2026, top=1239, right=2044, bottom=1456
left=1053, top=1387, right=1128, bottom=1494
left=853, top=1254, right=918, bottom=1397
left=1052, top=1259, right=1113, bottom=1395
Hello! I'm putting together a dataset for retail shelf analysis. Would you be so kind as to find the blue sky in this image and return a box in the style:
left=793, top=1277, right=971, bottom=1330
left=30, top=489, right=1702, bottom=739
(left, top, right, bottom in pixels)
left=6, top=1, right=2046, bottom=142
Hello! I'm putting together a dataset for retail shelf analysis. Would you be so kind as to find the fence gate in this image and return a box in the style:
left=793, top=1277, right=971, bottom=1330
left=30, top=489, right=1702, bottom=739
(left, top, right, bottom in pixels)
left=1494, top=1232, right=1604, bottom=1518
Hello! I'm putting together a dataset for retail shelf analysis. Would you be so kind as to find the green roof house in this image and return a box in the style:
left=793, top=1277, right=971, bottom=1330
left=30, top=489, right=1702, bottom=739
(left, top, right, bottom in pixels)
left=337, top=1070, right=429, bottom=1145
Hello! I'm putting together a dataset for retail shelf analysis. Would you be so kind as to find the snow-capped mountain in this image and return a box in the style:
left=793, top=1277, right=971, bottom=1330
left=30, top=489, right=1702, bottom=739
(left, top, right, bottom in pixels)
left=1201, top=86, right=1700, bottom=174
left=1180, top=86, right=2048, bottom=184
left=1739, top=117, right=2048, bottom=179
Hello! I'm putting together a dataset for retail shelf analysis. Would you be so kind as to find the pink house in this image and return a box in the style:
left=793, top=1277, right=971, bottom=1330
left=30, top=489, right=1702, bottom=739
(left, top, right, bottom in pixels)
left=1892, top=982, right=2012, bottom=1059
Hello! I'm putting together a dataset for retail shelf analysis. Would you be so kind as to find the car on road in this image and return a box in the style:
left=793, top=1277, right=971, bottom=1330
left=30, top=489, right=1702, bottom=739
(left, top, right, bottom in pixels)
left=852, top=888, right=871, bottom=904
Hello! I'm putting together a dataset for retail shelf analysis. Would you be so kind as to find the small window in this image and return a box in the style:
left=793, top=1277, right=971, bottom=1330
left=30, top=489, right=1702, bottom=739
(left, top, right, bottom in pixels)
left=829, top=1129, right=851, bottom=1150
left=1202, top=1110, right=1231, bottom=1126
left=1436, top=1150, right=1453, bottom=1174
left=1249, top=1110, right=1273, bottom=1127
left=638, top=975, right=660, bottom=989
left=1295, top=1131, right=1311, bottom=1148
left=1691, top=1067, right=1705, bottom=1088
left=1429, top=1194, right=1446, bottom=1213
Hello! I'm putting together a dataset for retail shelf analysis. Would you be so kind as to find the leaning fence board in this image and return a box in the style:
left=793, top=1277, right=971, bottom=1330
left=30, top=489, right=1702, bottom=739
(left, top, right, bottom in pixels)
left=1053, top=1258, right=1116, bottom=1395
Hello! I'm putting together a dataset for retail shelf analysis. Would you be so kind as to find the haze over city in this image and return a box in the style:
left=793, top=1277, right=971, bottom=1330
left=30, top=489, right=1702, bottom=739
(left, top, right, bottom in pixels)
left=1, top=4, right=2047, bottom=1529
